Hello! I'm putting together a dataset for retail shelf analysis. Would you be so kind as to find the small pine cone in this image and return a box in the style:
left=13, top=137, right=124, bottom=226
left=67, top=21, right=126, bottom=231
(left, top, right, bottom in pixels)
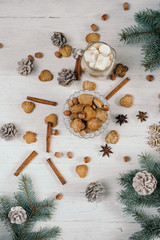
left=0, top=123, right=17, bottom=141
left=51, top=32, right=67, bottom=47
left=85, top=182, right=105, bottom=203
left=17, top=58, right=33, bottom=76
left=57, top=68, right=76, bottom=87
left=8, top=206, right=27, bottom=224
left=132, top=171, right=157, bottom=196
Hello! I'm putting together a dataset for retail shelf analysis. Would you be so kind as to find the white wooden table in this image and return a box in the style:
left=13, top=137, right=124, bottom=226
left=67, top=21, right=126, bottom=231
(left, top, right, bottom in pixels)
left=0, top=0, right=160, bottom=239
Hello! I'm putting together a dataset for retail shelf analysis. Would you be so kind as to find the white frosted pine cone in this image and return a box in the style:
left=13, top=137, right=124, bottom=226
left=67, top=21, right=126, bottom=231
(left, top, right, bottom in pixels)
left=17, top=58, right=33, bottom=76
left=85, top=182, right=105, bottom=203
left=132, top=170, right=157, bottom=196
left=0, top=123, right=17, bottom=141
left=8, top=206, right=27, bottom=224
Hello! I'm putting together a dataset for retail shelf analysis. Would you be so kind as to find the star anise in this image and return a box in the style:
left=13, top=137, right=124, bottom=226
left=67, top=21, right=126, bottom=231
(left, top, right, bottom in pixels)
left=116, top=114, right=128, bottom=126
left=136, top=111, right=148, bottom=122
left=100, top=144, right=113, bottom=157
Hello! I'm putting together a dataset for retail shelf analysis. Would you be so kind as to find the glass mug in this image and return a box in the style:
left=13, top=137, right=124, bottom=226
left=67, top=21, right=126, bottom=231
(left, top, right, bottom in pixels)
left=81, top=41, right=116, bottom=78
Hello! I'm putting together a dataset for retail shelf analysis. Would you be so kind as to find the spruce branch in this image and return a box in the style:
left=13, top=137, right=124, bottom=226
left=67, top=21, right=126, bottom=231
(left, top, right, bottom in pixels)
left=119, top=8, right=160, bottom=71
left=118, top=153, right=160, bottom=240
left=0, top=175, right=60, bottom=240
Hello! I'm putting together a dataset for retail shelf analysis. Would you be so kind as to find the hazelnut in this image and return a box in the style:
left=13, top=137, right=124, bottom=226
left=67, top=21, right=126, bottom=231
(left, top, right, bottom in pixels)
left=103, top=105, right=109, bottom=111
left=72, top=97, right=78, bottom=105
left=56, top=193, right=62, bottom=200
left=67, top=152, right=73, bottom=159
left=92, top=104, right=96, bottom=110
left=78, top=111, right=86, bottom=119
left=123, top=2, right=129, bottom=10
left=28, top=55, right=34, bottom=62
left=79, top=130, right=86, bottom=137
left=67, top=99, right=73, bottom=107
left=158, top=94, right=160, bottom=99
left=63, top=110, right=71, bottom=116
left=123, top=156, right=130, bottom=162
left=23, top=131, right=37, bottom=144
left=84, top=156, right=91, bottom=163
left=22, top=101, right=35, bottom=114
left=146, top=75, right=154, bottom=81
left=35, top=52, right=43, bottom=58
left=110, top=74, right=116, bottom=80
left=76, top=164, right=88, bottom=178
left=52, top=129, right=59, bottom=135
left=39, top=70, right=53, bottom=81
left=55, top=51, right=62, bottom=58
left=101, top=14, right=108, bottom=21
left=44, top=114, right=58, bottom=127
left=91, top=24, right=98, bottom=32
left=54, top=152, right=63, bottom=158
left=0, top=43, right=3, bottom=48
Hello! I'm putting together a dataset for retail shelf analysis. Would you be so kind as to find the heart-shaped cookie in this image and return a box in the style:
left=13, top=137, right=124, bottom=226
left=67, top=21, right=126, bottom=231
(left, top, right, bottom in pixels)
left=120, top=94, right=133, bottom=108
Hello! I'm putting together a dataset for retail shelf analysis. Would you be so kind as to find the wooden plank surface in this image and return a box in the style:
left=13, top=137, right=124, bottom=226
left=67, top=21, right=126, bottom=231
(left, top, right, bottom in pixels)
left=0, top=0, right=160, bottom=239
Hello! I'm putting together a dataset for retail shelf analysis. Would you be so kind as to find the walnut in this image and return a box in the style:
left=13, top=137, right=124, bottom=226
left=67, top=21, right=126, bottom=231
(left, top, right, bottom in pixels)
left=70, top=113, right=78, bottom=121
left=38, top=70, right=53, bottom=81
left=78, top=94, right=93, bottom=106
left=86, top=33, right=100, bottom=43
left=105, top=130, right=119, bottom=144
left=76, top=164, right=88, bottom=178
left=95, top=108, right=108, bottom=123
left=59, top=45, right=72, bottom=57
left=83, top=80, right=96, bottom=91
left=93, top=97, right=103, bottom=108
left=70, top=119, right=85, bottom=132
left=84, top=105, right=96, bottom=121
left=120, top=94, right=133, bottom=108
left=23, top=131, right=37, bottom=144
left=87, top=118, right=102, bottom=131
left=44, top=114, right=58, bottom=127
left=70, top=104, right=84, bottom=114
left=22, top=101, right=35, bottom=114
left=114, top=63, right=128, bottom=78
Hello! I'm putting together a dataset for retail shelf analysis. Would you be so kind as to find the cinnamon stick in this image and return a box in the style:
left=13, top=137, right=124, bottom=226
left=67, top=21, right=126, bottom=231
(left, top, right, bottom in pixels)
left=46, top=158, right=66, bottom=185
left=27, top=96, right=57, bottom=106
left=74, top=56, right=81, bottom=80
left=106, top=77, right=130, bottom=100
left=14, top=151, right=38, bottom=176
left=46, top=122, right=52, bottom=153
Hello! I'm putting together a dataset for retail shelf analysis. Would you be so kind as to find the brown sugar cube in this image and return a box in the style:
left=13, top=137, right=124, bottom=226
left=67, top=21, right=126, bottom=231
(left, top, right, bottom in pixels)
left=123, top=156, right=130, bottom=162
left=84, top=156, right=91, bottom=163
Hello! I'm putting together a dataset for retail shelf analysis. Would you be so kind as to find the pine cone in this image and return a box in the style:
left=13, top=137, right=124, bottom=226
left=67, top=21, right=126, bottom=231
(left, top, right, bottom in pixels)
left=85, top=182, right=105, bottom=203
left=0, top=123, right=17, bottom=141
left=8, top=206, right=27, bottom=224
left=17, top=58, right=33, bottom=76
left=57, top=68, right=76, bottom=87
left=132, top=170, right=157, bottom=196
left=51, top=32, right=67, bottom=47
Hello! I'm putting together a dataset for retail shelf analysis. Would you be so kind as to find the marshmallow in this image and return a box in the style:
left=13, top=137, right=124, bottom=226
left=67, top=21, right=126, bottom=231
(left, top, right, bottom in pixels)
left=95, top=54, right=111, bottom=70
left=89, top=62, right=96, bottom=69
left=84, top=49, right=99, bottom=63
left=99, top=44, right=111, bottom=56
